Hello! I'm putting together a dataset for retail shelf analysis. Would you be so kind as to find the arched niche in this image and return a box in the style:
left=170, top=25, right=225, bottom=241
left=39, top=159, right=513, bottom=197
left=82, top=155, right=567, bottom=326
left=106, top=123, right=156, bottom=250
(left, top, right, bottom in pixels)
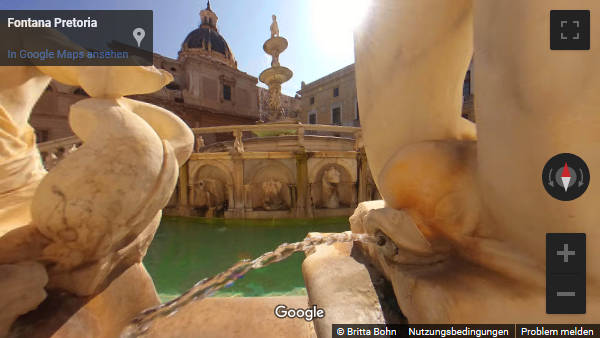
left=311, top=163, right=354, bottom=209
left=189, top=163, right=233, bottom=217
left=308, top=158, right=356, bottom=184
left=247, top=161, right=294, bottom=211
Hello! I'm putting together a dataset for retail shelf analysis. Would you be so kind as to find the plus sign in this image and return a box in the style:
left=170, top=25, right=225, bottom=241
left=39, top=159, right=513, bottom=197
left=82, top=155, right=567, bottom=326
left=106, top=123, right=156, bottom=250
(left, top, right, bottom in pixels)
left=557, top=243, right=576, bottom=262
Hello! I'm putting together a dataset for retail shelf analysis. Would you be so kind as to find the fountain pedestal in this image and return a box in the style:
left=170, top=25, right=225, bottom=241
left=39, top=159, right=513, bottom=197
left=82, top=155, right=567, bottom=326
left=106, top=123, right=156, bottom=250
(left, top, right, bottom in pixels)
left=259, top=16, right=293, bottom=122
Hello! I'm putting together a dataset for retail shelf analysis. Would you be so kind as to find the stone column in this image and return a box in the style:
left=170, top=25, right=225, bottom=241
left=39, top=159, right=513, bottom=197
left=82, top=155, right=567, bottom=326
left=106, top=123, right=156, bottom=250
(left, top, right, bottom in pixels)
left=177, top=160, right=191, bottom=216
left=295, top=150, right=309, bottom=217
left=244, top=184, right=253, bottom=212
left=357, top=149, right=369, bottom=203
left=351, top=182, right=358, bottom=208
left=226, top=184, right=234, bottom=211
left=289, top=184, right=297, bottom=209
left=297, top=126, right=305, bottom=150
left=232, top=153, right=245, bottom=218
left=307, top=183, right=315, bottom=214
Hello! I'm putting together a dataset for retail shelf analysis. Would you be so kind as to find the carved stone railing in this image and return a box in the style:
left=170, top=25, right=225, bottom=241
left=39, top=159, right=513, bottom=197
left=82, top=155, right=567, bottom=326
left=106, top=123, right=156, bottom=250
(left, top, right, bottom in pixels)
left=37, top=124, right=363, bottom=170
left=191, top=123, right=362, bottom=152
left=37, top=135, right=81, bottom=170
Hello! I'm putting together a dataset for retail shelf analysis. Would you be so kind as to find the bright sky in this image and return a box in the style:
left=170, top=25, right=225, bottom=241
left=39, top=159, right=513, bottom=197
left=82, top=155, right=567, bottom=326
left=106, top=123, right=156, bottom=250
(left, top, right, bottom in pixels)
left=2, top=0, right=371, bottom=96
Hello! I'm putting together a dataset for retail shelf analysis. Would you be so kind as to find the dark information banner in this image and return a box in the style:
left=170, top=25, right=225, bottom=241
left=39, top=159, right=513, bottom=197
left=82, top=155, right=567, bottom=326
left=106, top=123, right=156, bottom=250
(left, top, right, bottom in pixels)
left=0, top=10, right=153, bottom=66
left=332, top=324, right=600, bottom=337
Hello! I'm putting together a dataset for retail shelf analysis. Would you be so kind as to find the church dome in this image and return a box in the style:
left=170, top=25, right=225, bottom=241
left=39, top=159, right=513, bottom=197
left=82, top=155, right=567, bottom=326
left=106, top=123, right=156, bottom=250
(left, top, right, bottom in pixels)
left=179, top=1, right=237, bottom=68
left=182, top=27, right=231, bottom=56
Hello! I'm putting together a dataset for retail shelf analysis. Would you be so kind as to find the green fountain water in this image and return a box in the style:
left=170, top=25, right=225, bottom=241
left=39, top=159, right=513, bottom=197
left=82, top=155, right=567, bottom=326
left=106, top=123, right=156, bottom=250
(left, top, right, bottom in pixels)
left=125, top=224, right=377, bottom=337
left=143, top=216, right=350, bottom=302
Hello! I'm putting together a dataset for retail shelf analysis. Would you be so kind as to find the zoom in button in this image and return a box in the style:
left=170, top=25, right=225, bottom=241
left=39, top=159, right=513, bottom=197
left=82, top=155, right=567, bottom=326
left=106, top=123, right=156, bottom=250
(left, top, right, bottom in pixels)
left=546, top=233, right=586, bottom=314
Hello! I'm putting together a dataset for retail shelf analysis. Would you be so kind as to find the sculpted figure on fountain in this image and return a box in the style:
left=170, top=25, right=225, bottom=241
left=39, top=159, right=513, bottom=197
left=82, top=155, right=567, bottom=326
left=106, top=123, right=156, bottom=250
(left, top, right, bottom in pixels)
left=0, top=64, right=193, bottom=334
left=351, top=0, right=600, bottom=323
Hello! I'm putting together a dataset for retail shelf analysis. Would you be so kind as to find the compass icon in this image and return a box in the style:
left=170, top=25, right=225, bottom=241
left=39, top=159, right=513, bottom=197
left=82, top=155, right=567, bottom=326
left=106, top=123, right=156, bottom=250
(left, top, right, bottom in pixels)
left=542, top=153, right=590, bottom=201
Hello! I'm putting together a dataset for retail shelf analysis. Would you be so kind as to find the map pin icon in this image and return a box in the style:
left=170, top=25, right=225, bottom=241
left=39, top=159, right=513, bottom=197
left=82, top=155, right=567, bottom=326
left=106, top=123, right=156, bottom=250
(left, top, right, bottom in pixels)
left=133, top=28, right=145, bottom=47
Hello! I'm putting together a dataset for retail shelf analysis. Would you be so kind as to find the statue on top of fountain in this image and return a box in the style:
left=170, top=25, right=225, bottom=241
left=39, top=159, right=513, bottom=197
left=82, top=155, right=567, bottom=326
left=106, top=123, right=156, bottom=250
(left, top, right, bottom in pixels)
left=270, top=14, right=279, bottom=38
left=350, top=0, right=600, bottom=324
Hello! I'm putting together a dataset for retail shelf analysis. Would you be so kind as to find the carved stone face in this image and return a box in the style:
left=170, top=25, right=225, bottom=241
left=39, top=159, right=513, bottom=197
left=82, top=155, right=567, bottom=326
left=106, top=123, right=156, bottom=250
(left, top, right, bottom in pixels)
left=193, top=178, right=225, bottom=208
left=261, top=179, right=285, bottom=210
left=261, top=179, right=282, bottom=195
left=322, top=167, right=340, bottom=184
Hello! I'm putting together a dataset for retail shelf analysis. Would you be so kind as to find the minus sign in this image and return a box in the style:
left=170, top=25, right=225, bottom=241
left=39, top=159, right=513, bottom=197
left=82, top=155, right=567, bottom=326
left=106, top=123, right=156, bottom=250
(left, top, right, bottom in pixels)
left=557, top=291, right=576, bottom=297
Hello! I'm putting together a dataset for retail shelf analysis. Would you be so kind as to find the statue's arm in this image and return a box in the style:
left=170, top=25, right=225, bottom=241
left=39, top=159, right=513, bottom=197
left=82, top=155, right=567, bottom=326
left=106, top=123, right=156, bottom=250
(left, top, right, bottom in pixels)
left=35, top=66, right=173, bottom=98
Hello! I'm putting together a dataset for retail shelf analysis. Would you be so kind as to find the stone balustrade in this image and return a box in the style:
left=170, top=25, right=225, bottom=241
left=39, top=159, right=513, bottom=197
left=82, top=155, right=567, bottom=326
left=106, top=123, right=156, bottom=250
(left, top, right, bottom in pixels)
left=191, top=123, right=362, bottom=152
left=37, top=135, right=82, bottom=170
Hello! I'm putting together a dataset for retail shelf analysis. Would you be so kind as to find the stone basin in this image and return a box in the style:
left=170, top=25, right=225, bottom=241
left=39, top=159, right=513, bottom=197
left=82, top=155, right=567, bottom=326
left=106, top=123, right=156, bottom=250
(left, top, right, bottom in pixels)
left=262, top=36, right=288, bottom=55
left=259, top=66, right=293, bottom=85
left=251, top=120, right=298, bottom=137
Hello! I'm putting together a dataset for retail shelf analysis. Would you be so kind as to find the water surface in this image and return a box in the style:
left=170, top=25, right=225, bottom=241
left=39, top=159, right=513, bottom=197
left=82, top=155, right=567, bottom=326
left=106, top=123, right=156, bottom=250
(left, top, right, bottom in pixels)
left=144, top=216, right=349, bottom=302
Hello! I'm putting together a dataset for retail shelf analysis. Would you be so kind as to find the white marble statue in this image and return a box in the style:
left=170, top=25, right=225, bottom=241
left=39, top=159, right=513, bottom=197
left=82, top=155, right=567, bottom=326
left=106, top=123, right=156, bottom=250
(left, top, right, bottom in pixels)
left=351, top=0, right=600, bottom=323
left=194, top=135, right=205, bottom=152
left=191, top=178, right=225, bottom=217
left=262, top=179, right=285, bottom=210
left=0, top=64, right=193, bottom=307
left=321, top=167, right=340, bottom=209
left=232, top=129, right=244, bottom=153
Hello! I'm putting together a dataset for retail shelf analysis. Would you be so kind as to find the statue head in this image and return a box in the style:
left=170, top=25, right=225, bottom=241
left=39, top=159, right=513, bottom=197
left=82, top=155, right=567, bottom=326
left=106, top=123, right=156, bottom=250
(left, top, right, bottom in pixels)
left=272, top=14, right=276, bottom=21
left=323, top=167, right=341, bottom=184
left=262, top=179, right=282, bottom=195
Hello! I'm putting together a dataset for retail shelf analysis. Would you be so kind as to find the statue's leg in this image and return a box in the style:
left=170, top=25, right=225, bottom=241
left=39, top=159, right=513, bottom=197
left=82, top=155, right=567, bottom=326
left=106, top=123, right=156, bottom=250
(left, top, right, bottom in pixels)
left=355, top=0, right=474, bottom=190
left=358, top=0, right=479, bottom=239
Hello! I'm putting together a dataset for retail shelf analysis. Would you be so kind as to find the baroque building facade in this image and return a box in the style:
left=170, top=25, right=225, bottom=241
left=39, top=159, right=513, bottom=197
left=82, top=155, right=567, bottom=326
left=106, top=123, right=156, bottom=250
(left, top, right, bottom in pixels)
left=297, top=64, right=359, bottom=127
left=30, top=2, right=299, bottom=144
left=296, top=62, right=475, bottom=127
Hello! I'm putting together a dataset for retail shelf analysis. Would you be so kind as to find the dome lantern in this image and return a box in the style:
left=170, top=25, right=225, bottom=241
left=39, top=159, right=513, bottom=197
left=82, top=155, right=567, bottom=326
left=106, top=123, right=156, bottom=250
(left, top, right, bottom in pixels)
left=199, top=1, right=218, bottom=30
left=179, top=1, right=237, bottom=68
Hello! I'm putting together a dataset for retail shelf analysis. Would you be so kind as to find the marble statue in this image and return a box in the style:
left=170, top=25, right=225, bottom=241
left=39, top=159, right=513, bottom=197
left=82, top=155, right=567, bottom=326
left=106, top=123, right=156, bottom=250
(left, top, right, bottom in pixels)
left=268, top=85, right=282, bottom=116
left=262, top=179, right=285, bottom=210
left=270, top=14, right=279, bottom=38
left=0, top=64, right=193, bottom=333
left=194, top=135, right=205, bottom=152
left=43, top=152, right=59, bottom=170
left=321, top=167, right=340, bottom=209
left=350, top=0, right=600, bottom=323
left=232, top=129, right=244, bottom=153
left=191, top=178, right=225, bottom=217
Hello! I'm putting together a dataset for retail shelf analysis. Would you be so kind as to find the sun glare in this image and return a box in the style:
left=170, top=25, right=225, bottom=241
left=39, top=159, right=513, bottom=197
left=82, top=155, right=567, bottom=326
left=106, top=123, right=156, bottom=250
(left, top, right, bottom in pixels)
left=309, top=0, right=372, bottom=58
left=311, top=0, right=372, bottom=32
